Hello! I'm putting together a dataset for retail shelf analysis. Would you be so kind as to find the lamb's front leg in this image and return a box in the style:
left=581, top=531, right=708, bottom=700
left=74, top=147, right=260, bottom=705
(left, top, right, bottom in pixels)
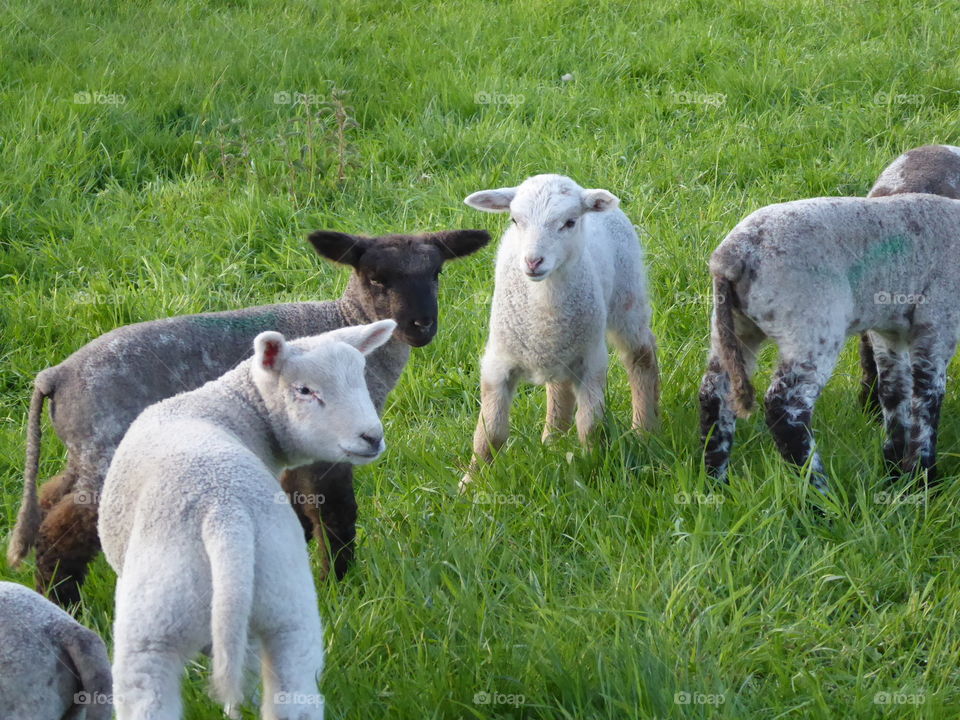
left=542, top=381, right=575, bottom=442
left=573, top=346, right=609, bottom=445
left=460, top=363, right=519, bottom=489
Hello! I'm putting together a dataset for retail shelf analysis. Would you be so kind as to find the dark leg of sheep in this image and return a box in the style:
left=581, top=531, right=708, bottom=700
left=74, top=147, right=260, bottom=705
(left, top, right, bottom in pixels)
left=699, top=357, right=738, bottom=482
left=763, top=351, right=837, bottom=496
left=905, top=333, right=952, bottom=484
left=869, top=332, right=913, bottom=477
left=859, top=333, right=883, bottom=418
left=281, top=462, right=357, bottom=581
left=698, top=316, right=765, bottom=482
left=35, top=494, right=101, bottom=607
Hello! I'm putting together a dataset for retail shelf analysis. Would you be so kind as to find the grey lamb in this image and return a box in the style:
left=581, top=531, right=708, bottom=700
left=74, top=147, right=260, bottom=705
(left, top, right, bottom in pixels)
left=0, top=580, right=112, bottom=720
left=859, top=144, right=960, bottom=412
left=699, top=193, right=960, bottom=491
left=7, top=228, right=490, bottom=606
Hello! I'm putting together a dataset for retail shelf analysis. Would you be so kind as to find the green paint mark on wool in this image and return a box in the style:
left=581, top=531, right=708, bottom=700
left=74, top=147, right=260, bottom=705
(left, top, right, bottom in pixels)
left=189, top=311, right=279, bottom=333
left=847, top=234, right=911, bottom=285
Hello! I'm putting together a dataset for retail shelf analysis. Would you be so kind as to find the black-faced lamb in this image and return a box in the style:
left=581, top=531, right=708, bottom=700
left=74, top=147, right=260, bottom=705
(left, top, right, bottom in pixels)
left=0, top=580, right=112, bottom=720
left=699, top=193, right=960, bottom=491
left=460, top=174, right=659, bottom=487
left=98, top=320, right=396, bottom=720
left=7, top=228, right=489, bottom=605
left=859, top=145, right=960, bottom=412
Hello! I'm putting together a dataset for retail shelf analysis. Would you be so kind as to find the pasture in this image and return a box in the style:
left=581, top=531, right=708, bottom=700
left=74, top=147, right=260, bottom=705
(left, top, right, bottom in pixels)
left=2, top=1, right=960, bottom=717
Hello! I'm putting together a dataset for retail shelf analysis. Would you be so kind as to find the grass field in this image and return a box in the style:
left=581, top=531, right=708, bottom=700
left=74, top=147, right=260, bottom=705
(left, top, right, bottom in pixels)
left=3, top=0, right=960, bottom=718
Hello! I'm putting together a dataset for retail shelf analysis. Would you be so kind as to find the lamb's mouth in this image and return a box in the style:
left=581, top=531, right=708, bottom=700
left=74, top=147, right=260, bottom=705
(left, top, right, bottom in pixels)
left=341, top=446, right=381, bottom=460
left=525, top=269, right=548, bottom=280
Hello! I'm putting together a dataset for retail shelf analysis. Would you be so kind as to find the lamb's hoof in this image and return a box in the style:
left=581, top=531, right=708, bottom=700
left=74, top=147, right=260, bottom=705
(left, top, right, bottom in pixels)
left=458, top=474, right=474, bottom=494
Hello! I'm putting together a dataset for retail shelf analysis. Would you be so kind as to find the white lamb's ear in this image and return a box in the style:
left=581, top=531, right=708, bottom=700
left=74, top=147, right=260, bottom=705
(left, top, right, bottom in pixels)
left=464, top=187, right=517, bottom=213
left=581, top=189, right=619, bottom=212
left=253, top=331, right=289, bottom=371
left=329, top=319, right=398, bottom=356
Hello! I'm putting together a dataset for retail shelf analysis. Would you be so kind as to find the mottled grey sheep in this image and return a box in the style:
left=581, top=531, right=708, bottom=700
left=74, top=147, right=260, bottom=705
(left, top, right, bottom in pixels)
left=859, top=144, right=960, bottom=411
left=699, top=193, right=960, bottom=491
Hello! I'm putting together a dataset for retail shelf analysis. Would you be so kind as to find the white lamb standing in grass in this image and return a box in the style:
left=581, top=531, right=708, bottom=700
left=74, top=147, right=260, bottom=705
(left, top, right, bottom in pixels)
left=460, top=174, right=659, bottom=487
left=98, top=320, right=397, bottom=720
left=0, top=581, right=112, bottom=720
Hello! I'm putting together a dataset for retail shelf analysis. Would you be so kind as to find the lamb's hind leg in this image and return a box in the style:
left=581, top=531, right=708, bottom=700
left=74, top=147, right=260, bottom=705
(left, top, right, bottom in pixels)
left=904, top=330, right=954, bottom=483
left=612, top=328, right=660, bottom=432
left=112, top=570, right=188, bottom=720
left=868, top=331, right=913, bottom=477
left=763, top=343, right=840, bottom=495
left=542, top=381, right=575, bottom=442
left=35, top=463, right=102, bottom=606
left=698, top=318, right=765, bottom=482
left=259, top=624, right=325, bottom=720
left=460, top=363, right=519, bottom=489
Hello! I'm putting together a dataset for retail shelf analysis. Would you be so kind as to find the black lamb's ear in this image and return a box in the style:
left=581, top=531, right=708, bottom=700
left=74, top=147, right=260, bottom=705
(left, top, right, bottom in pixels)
left=307, top=231, right=371, bottom=267
left=425, top=229, right=491, bottom=260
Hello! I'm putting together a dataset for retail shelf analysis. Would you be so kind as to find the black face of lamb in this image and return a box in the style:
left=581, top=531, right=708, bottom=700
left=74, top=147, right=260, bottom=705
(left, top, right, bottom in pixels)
left=698, top=357, right=736, bottom=482
left=308, top=229, right=490, bottom=348
left=763, top=360, right=830, bottom=495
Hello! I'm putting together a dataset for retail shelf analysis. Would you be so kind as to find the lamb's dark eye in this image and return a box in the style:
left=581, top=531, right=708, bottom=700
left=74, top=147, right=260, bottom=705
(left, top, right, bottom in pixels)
left=370, top=277, right=387, bottom=288
left=509, top=217, right=518, bottom=224
left=562, top=218, right=576, bottom=229
left=297, top=385, right=312, bottom=396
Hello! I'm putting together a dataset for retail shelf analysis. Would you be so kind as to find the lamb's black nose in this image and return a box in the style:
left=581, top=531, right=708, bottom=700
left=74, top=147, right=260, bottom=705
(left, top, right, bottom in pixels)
left=360, top=432, right=383, bottom=450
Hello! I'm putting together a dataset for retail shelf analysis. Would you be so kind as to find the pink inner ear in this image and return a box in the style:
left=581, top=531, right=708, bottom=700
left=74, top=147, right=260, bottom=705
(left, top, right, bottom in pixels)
left=262, top=341, right=280, bottom=368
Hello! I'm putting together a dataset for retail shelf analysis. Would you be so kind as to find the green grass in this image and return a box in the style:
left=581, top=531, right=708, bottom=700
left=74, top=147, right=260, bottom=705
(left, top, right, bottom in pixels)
left=3, top=0, right=960, bottom=717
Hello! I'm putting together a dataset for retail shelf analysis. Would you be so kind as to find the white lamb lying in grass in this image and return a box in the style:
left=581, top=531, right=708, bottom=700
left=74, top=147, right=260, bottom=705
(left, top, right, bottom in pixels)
left=460, top=174, right=659, bottom=487
left=0, top=580, right=112, bottom=720
left=98, top=320, right=396, bottom=720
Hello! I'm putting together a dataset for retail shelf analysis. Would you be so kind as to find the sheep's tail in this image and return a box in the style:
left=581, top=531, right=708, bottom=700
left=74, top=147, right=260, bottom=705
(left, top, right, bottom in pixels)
left=204, top=507, right=255, bottom=719
left=7, top=368, right=58, bottom=566
left=713, top=275, right=755, bottom=418
left=62, top=626, right=114, bottom=720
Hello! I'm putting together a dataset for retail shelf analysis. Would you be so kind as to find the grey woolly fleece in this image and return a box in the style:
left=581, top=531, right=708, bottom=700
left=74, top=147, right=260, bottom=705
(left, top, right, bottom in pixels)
left=0, top=581, right=112, bottom=720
